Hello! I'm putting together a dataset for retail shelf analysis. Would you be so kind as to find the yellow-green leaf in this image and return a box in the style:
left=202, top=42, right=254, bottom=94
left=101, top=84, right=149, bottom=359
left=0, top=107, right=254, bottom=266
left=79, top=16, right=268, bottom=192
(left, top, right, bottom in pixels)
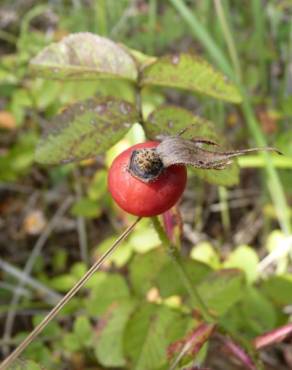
left=141, top=53, right=242, bottom=103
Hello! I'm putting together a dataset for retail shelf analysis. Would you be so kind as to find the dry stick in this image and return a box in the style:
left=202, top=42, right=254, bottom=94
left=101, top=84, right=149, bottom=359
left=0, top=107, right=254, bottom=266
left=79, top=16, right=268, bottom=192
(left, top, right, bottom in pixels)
left=0, top=217, right=141, bottom=370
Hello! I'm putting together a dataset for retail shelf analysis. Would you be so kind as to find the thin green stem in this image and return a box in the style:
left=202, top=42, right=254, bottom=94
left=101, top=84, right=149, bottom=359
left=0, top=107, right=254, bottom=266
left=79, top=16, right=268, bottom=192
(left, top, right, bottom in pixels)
left=152, top=216, right=215, bottom=322
left=238, top=155, right=292, bottom=169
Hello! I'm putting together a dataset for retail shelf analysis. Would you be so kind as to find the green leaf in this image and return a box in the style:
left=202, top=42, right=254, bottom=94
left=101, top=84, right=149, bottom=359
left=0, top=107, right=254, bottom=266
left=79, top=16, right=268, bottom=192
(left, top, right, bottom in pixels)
left=158, top=258, right=211, bottom=298
left=63, top=333, right=82, bottom=352
left=145, top=105, right=240, bottom=186
left=190, top=242, right=220, bottom=269
left=275, top=129, right=292, bottom=158
left=125, top=47, right=157, bottom=69
left=71, top=197, right=101, bottom=218
left=87, top=169, right=108, bottom=200
left=94, top=236, right=133, bottom=268
left=86, top=273, right=130, bottom=316
left=33, top=315, right=60, bottom=338
left=141, top=53, right=242, bottom=103
left=129, top=248, right=168, bottom=296
left=129, top=220, right=161, bottom=253
left=198, top=269, right=245, bottom=316
left=124, top=303, right=190, bottom=370
left=12, top=360, right=45, bottom=370
left=145, top=105, right=220, bottom=142
left=95, top=299, right=137, bottom=367
left=18, top=338, right=52, bottom=367
left=35, top=97, right=138, bottom=164
left=30, top=32, right=138, bottom=81
left=73, top=315, right=93, bottom=347
left=240, top=287, right=277, bottom=334
left=224, top=245, right=259, bottom=283
left=260, top=274, right=292, bottom=305
left=190, top=163, right=239, bottom=187
left=49, top=274, right=77, bottom=292
left=0, top=133, right=37, bottom=181
left=221, top=286, right=277, bottom=337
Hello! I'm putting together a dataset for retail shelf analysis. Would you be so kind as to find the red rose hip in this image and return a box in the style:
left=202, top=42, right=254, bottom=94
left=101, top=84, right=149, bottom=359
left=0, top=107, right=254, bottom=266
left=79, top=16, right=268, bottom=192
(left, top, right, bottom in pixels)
left=108, top=141, right=187, bottom=217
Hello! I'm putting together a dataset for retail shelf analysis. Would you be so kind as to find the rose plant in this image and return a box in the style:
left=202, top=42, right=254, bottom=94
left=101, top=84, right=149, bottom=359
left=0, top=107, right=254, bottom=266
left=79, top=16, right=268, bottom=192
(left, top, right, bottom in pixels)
left=1, top=32, right=285, bottom=370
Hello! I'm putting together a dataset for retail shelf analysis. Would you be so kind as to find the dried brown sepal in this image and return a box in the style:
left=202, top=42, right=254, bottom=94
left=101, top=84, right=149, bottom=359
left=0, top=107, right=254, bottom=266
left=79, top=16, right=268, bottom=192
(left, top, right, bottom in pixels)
left=156, top=136, right=281, bottom=170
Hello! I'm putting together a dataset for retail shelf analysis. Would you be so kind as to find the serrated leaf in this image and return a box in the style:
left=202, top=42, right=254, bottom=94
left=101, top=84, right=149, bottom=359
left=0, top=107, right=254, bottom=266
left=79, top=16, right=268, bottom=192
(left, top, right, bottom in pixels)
left=141, top=53, right=242, bottom=103
left=190, top=163, right=239, bottom=187
left=95, top=299, right=137, bottom=367
left=145, top=105, right=240, bottom=186
left=30, top=32, right=137, bottom=81
left=198, top=269, right=245, bottom=316
left=124, top=303, right=190, bottom=370
left=145, top=105, right=220, bottom=142
left=35, top=97, right=138, bottom=164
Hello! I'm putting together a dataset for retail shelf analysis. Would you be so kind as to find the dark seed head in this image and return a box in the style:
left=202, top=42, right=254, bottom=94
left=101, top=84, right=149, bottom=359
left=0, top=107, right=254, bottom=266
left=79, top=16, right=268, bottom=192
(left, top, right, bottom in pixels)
left=128, top=148, right=164, bottom=183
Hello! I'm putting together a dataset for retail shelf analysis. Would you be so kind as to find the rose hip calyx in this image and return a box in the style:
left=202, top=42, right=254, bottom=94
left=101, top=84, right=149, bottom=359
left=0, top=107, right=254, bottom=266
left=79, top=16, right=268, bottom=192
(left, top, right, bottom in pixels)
left=128, top=147, right=164, bottom=183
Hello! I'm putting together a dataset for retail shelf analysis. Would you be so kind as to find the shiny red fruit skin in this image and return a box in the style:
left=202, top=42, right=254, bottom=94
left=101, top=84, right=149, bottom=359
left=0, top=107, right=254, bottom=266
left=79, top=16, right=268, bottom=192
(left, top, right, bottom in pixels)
left=108, top=141, right=187, bottom=217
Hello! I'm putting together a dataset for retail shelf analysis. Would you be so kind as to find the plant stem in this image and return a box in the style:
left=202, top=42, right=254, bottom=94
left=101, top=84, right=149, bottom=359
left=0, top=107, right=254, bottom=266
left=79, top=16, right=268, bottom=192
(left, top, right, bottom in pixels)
left=0, top=217, right=141, bottom=370
left=152, top=216, right=215, bottom=322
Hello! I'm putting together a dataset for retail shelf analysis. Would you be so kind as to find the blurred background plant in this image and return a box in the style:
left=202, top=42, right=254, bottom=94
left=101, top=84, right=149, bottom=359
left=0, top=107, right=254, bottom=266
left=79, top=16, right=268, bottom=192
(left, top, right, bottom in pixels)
left=0, top=0, right=291, bottom=369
